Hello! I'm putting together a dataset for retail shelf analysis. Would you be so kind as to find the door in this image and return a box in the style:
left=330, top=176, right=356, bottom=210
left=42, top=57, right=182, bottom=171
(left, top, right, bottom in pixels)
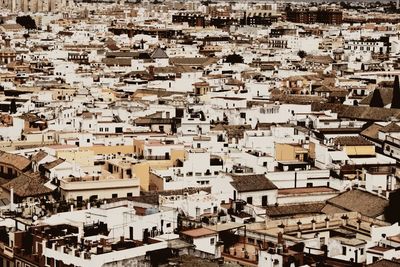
left=129, top=227, right=133, bottom=240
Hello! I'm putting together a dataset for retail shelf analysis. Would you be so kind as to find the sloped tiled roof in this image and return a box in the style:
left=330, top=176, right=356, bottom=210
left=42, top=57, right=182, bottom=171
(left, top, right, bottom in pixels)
left=360, top=123, right=383, bottom=141
left=0, top=151, right=31, bottom=171
left=360, top=87, right=393, bottom=106
left=42, top=158, right=65, bottom=170
left=326, top=189, right=388, bottom=218
left=31, top=150, right=48, bottom=163
left=170, top=57, right=218, bottom=67
left=266, top=202, right=325, bottom=218
left=1, top=172, right=53, bottom=198
left=367, top=259, right=400, bottom=267
left=311, top=103, right=400, bottom=121
left=151, top=47, right=168, bottom=59
left=230, top=174, right=277, bottom=192
left=333, top=136, right=372, bottom=146
left=380, top=122, right=400, bottom=133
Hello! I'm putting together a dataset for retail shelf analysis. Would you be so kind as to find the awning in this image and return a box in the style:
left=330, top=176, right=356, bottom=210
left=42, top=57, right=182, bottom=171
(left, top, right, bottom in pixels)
left=329, top=151, right=350, bottom=161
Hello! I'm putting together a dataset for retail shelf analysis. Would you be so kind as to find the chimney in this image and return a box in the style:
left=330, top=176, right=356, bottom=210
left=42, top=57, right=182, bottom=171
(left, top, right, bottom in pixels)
left=10, top=187, right=14, bottom=212
left=357, top=219, right=362, bottom=230
left=325, top=217, right=330, bottom=228
left=148, top=65, right=155, bottom=79
left=277, top=232, right=283, bottom=244
left=378, top=186, right=382, bottom=196
left=311, top=219, right=316, bottom=230
left=5, top=36, right=10, bottom=48
left=297, top=231, right=302, bottom=239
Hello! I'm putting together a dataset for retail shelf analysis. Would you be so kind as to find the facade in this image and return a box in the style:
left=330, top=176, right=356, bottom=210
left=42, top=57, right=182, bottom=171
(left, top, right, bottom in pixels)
left=286, top=6, right=343, bottom=25
left=0, top=0, right=74, bottom=12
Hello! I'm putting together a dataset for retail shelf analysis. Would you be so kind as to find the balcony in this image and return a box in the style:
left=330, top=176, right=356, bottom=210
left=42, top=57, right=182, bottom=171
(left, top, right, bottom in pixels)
left=60, top=176, right=139, bottom=191
left=0, top=243, right=13, bottom=258
left=145, top=155, right=170, bottom=160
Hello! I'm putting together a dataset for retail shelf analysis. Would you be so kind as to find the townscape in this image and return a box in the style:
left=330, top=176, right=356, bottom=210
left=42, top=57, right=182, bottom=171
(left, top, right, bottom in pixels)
left=1, top=0, right=400, bottom=266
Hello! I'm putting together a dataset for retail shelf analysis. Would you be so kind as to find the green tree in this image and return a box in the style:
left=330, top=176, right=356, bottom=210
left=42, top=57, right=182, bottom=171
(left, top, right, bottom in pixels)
left=370, top=89, right=384, bottom=108
left=391, top=76, right=400, bottom=109
left=297, top=50, right=307, bottom=59
left=225, top=53, right=244, bottom=64
left=9, top=99, right=16, bottom=114
left=16, top=15, right=37, bottom=30
left=384, top=189, right=400, bottom=224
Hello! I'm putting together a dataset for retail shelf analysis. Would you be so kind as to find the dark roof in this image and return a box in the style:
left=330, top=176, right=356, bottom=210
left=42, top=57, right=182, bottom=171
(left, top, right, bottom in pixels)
left=169, top=57, right=218, bottom=67
left=305, top=55, right=334, bottom=64
left=151, top=47, right=168, bottom=59
left=31, top=150, right=48, bottom=163
left=212, top=124, right=251, bottom=140
left=266, top=202, right=325, bottom=218
left=367, top=259, right=400, bottom=267
left=0, top=151, right=31, bottom=171
left=42, top=158, right=65, bottom=170
left=380, top=122, right=400, bottom=133
left=102, top=58, right=132, bottom=66
left=326, top=189, right=388, bottom=217
left=136, top=187, right=212, bottom=205
left=360, top=88, right=392, bottom=106
left=230, top=174, right=277, bottom=192
left=311, top=102, right=400, bottom=121
left=271, top=94, right=326, bottom=104
left=1, top=172, right=53, bottom=198
left=18, top=113, right=43, bottom=123
left=333, top=136, right=372, bottom=146
left=105, top=51, right=138, bottom=58
left=361, top=123, right=383, bottom=141
left=134, top=117, right=174, bottom=125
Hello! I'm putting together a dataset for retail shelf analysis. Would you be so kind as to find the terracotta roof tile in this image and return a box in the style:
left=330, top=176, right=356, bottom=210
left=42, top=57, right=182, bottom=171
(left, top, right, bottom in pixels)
left=1, top=172, right=53, bottom=198
left=230, top=174, right=277, bottom=192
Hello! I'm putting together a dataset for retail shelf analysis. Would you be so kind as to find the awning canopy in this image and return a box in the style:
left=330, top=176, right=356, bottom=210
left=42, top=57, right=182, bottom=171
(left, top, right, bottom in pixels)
left=329, top=151, right=350, bottom=161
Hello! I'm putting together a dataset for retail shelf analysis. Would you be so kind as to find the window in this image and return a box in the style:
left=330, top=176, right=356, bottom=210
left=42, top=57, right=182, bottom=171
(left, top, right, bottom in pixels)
left=166, top=223, right=171, bottom=228
left=248, top=238, right=255, bottom=244
left=360, top=248, right=364, bottom=255
left=306, top=183, right=313, bottom=188
left=112, top=193, right=118, bottom=198
left=210, top=238, right=215, bottom=245
left=247, top=197, right=253, bottom=205
left=127, top=193, right=132, bottom=197
left=342, top=246, right=346, bottom=256
left=262, top=196, right=268, bottom=207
